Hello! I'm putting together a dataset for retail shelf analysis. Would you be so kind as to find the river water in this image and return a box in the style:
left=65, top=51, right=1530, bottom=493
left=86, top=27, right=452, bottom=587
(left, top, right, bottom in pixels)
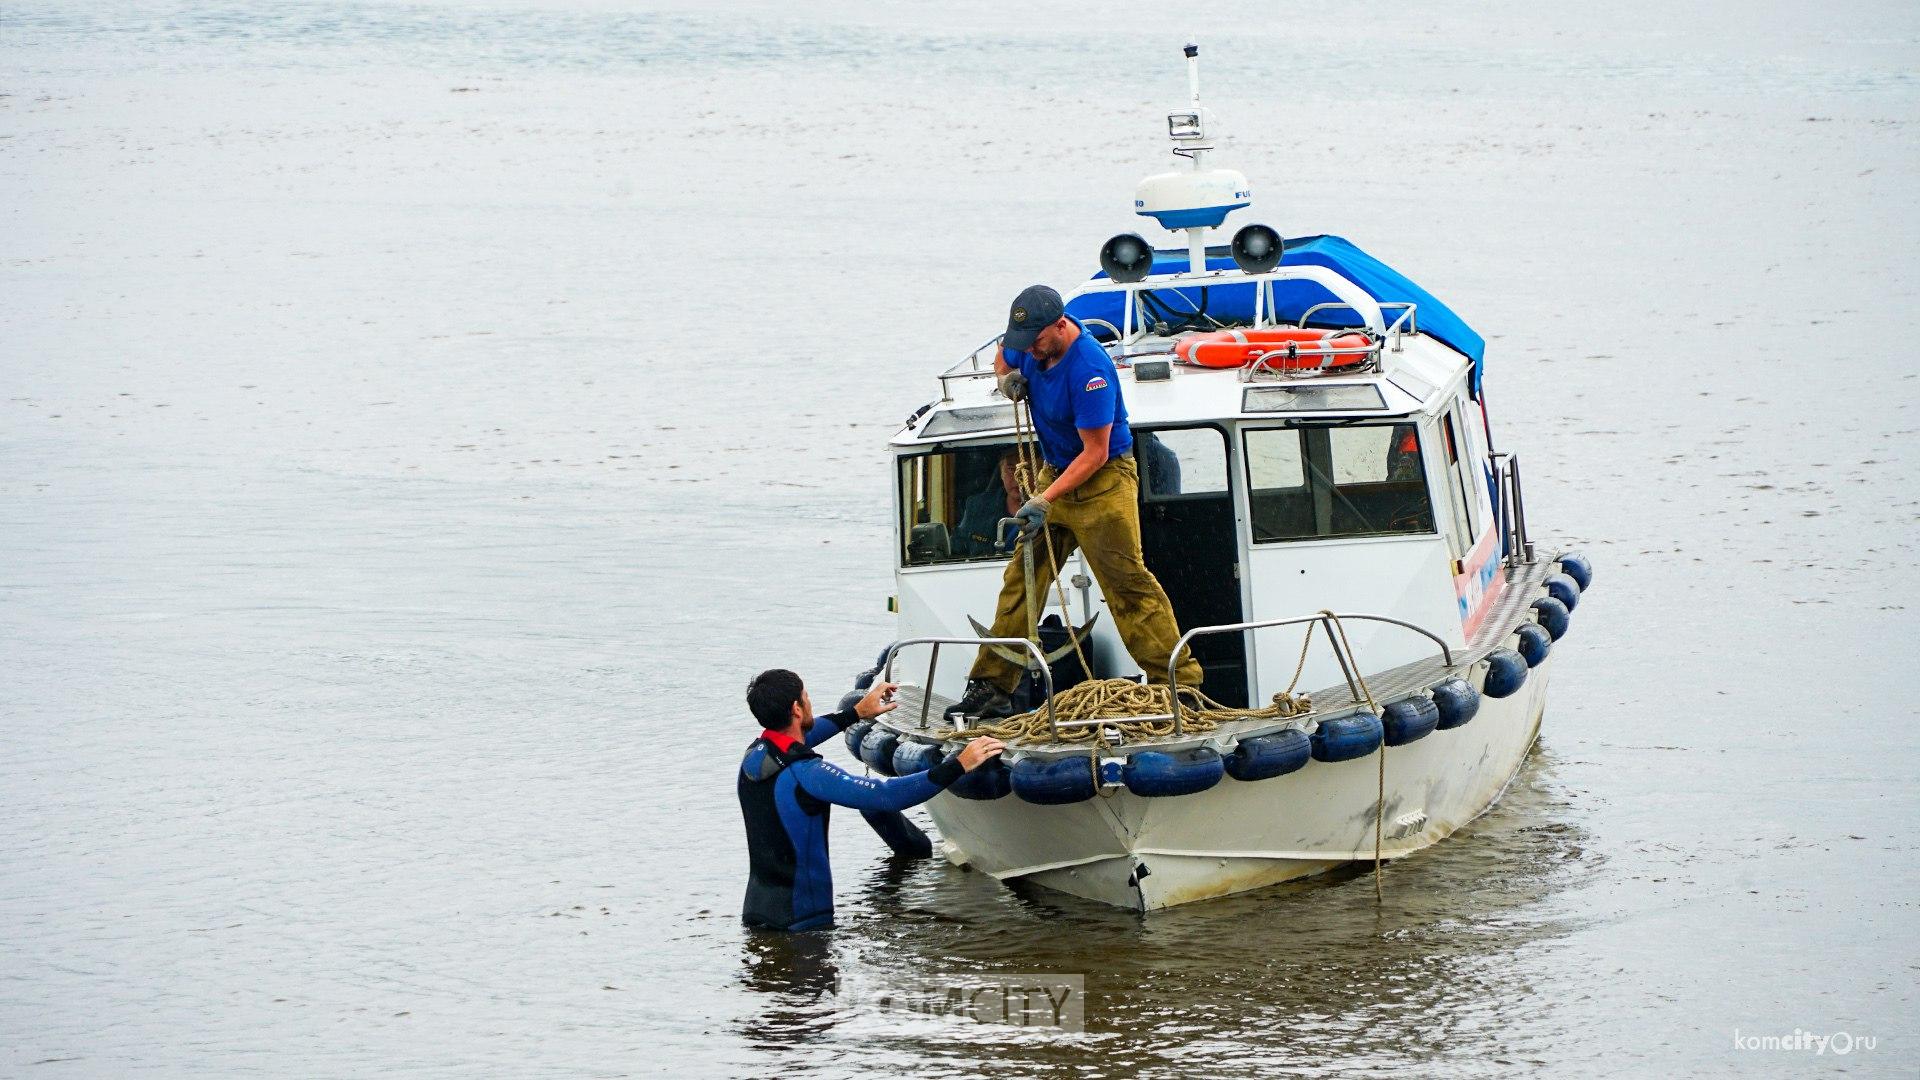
left=3, top=2, right=1917, bottom=1076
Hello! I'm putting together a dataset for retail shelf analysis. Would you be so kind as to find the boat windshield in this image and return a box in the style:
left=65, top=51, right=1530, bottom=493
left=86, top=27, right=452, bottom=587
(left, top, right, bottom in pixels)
left=899, top=442, right=1023, bottom=566
left=1244, top=422, right=1435, bottom=543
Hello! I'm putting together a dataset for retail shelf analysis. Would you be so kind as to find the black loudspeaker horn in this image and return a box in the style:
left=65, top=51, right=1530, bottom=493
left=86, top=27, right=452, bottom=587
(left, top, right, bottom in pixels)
left=1098, top=233, right=1154, bottom=283
left=1230, top=224, right=1284, bottom=274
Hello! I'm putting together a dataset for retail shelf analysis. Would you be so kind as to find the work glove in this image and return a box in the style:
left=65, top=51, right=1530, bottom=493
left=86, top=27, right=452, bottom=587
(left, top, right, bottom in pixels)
left=997, top=369, right=1028, bottom=403
left=1013, top=495, right=1051, bottom=540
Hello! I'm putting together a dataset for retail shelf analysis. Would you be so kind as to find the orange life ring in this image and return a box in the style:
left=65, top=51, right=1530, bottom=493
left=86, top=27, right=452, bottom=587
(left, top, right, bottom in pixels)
left=1173, top=327, right=1374, bottom=370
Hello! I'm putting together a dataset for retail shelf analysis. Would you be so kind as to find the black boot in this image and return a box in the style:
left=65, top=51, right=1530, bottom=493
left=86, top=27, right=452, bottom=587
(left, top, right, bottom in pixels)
left=948, top=679, right=1014, bottom=722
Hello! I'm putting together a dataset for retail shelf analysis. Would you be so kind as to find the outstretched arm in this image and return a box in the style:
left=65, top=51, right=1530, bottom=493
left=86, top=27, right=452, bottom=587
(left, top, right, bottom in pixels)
left=790, top=758, right=961, bottom=813
left=790, top=736, right=1006, bottom=813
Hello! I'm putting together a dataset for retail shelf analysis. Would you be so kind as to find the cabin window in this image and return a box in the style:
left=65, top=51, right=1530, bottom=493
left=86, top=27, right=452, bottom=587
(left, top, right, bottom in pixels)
left=1244, top=424, right=1435, bottom=543
left=920, top=404, right=1016, bottom=438
left=898, top=443, right=1027, bottom=566
left=1243, top=384, right=1386, bottom=413
left=1136, top=427, right=1230, bottom=498
left=1437, top=411, right=1476, bottom=553
left=1447, top=401, right=1487, bottom=538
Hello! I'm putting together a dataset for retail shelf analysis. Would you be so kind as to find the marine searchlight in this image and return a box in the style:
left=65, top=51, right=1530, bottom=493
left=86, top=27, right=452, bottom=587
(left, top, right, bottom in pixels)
left=1099, top=233, right=1154, bottom=283
left=1230, top=224, right=1283, bottom=274
left=1131, top=40, right=1250, bottom=277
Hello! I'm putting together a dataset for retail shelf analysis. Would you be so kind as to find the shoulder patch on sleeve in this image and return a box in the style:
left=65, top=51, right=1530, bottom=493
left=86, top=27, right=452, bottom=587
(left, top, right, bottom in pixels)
left=1084, top=375, right=1108, bottom=392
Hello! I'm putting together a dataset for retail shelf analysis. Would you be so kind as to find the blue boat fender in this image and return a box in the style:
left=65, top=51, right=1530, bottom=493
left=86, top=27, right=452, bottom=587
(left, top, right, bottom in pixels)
left=1530, top=596, right=1571, bottom=640
left=1557, top=552, right=1594, bottom=592
left=1544, top=572, right=1581, bottom=612
left=836, top=689, right=866, bottom=716
left=843, top=718, right=875, bottom=758
left=1311, top=712, right=1384, bottom=762
left=1011, top=755, right=1099, bottom=805
left=1225, top=728, right=1312, bottom=781
left=892, top=739, right=945, bottom=776
left=859, top=728, right=902, bottom=777
left=1430, top=678, right=1480, bottom=729
left=949, top=756, right=1012, bottom=801
left=852, top=646, right=891, bottom=691
left=1382, top=697, right=1439, bottom=746
left=1482, top=647, right=1529, bottom=699
left=1123, top=748, right=1225, bottom=798
left=1515, top=622, right=1553, bottom=668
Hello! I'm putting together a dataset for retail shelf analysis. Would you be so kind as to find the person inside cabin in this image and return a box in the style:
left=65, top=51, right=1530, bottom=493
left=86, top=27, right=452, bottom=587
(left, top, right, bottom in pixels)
left=1386, top=422, right=1422, bottom=481
left=953, top=451, right=1023, bottom=557
left=947, top=284, right=1201, bottom=721
left=737, top=669, right=1004, bottom=932
left=1136, top=431, right=1182, bottom=496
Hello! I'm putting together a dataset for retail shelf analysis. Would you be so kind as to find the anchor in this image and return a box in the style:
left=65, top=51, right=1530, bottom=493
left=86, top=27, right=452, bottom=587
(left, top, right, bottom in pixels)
left=971, top=516, right=1100, bottom=669
left=966, top=612, right=1101, bottom=669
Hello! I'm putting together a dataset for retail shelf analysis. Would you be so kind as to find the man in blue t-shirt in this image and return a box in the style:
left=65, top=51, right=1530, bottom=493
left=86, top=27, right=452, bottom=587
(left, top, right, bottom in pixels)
left=949, top=285, right=1202, bottom=720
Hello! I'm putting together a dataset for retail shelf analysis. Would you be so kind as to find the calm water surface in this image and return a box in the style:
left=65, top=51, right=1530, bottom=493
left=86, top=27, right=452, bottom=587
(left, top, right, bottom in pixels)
left=3, top=2, right=1917, bottom=1076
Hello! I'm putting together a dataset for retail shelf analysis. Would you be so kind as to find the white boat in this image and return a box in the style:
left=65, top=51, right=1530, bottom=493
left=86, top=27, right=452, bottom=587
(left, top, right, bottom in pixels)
left=839, top=43, right=1592, bottom=912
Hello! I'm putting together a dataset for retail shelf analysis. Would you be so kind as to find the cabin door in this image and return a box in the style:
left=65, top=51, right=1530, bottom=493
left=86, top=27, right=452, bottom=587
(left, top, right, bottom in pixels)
left=1133, top=425, right=1249, bottom=707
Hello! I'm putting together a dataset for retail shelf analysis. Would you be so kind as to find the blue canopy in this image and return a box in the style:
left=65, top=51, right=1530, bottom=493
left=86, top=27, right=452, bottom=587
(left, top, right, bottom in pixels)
left=1064, top=234, right=1487, bottom=396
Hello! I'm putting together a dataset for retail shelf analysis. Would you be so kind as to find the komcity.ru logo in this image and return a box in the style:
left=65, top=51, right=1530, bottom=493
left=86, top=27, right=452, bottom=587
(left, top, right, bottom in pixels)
left=1732, top=1028, right=1877, bottom=1055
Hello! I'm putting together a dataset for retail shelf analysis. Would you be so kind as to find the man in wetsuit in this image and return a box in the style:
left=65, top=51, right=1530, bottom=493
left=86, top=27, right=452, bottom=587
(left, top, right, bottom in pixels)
left=738, top=668, right=1004, bottom=932
left=948, top=284, right=1202, bottom=720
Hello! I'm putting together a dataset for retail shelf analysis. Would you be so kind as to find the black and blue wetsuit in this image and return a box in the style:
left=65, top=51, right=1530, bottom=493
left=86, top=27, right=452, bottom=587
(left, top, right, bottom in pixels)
left=738, top=709, right=964, bottom=932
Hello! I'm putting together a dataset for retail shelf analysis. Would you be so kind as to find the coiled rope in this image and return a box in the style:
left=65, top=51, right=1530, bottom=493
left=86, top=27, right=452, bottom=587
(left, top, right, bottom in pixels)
left=943, top=679, right=1314, bottom=744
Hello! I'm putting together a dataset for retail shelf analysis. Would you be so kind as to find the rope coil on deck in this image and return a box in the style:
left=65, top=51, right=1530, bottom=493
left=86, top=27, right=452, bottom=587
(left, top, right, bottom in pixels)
left=941, top=680, right=1313, bottom=744
left=937, top=577, right=1326, bottom=746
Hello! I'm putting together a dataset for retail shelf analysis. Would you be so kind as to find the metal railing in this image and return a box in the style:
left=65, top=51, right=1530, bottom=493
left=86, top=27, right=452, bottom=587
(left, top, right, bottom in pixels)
left=882, top=636, right=1058, bottom=736
left=880, top=608, right=1454, bottom=742
left=1383, top=303, right=1418, bottom=351
left=1068, top=265, right=1390, bottom=344
left=934, top=318, right=1124, bottom=402
left=1489, top=452, right=1535, bottom=566
left=933, top=333, right=1011, bottom=402
left=930, top=296, right=1417, bottom=402
left=1240, top=333, right=1384, bottom=382
left=1296, top=300, right=1418, bottom=351
left=1165, top=612, right=1455, bottom=734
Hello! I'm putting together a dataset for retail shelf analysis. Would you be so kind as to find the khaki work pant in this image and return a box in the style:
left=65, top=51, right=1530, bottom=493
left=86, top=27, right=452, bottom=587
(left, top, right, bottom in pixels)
left=968, top=453, right=1203, bottom=691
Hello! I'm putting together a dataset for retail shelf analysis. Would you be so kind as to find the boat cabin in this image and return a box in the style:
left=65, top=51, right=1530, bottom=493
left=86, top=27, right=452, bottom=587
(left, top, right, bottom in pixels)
left=889, top=247, right=1516, bottom=706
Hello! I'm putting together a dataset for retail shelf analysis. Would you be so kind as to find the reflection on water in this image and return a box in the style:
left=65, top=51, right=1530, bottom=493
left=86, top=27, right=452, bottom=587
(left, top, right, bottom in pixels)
left=736, top=929, right=841, bottom=1050
left=734, top=745, right=1600, bottom=1075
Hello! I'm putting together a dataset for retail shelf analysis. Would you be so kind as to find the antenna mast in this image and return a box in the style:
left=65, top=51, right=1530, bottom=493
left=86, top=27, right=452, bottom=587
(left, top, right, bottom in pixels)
left=1181, top=40, right=1207, bottom=273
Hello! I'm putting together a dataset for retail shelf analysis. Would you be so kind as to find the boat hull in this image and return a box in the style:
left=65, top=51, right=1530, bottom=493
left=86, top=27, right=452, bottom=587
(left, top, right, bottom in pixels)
left=928, top=658, right=1552, bottom=911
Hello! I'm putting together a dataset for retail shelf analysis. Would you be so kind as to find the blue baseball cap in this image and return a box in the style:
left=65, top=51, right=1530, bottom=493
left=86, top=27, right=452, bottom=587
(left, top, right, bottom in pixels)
left=1003, top=284, right=1064, bottom=351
